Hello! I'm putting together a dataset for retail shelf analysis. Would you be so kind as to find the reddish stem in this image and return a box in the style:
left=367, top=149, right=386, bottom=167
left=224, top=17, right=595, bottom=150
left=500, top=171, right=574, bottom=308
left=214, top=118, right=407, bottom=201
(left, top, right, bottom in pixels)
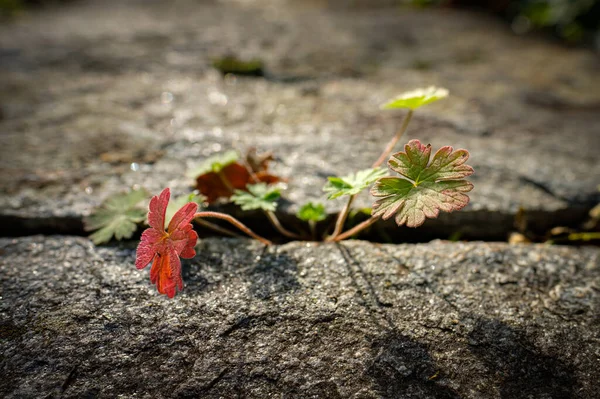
left=266, top=211, right=303, bottom=240
left=372, top=109, right=413, bottom=168
left=194, top=211, right=272, bottom=245
left=328, top=195, right=354, bottom=241
left=331, top=216, right=380, bottom=242
left=330, top=110, right=413, bottom=241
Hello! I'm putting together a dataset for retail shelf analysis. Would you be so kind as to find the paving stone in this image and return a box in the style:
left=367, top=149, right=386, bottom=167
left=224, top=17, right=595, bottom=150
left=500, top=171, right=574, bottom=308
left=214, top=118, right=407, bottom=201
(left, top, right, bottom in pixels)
left=0, top=0, right=598, bottom=238
left=1, top=236, right=599, bottom=398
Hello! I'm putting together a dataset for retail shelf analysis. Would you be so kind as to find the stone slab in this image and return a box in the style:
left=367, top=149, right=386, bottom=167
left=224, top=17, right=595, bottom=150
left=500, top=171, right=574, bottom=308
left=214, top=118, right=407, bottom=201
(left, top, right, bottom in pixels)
left=0, top=0, right=599, bottom=238
left=1, top=236, right=599, bottom=398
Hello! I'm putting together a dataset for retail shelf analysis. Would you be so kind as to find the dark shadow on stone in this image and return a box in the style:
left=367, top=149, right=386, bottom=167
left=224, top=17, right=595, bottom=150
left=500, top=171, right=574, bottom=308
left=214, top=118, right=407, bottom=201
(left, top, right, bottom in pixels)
left=181, top=258, right=211, bottom=293
left=337, top=243, right=394, bottom=308
left=467, top=318, right=576, bottom=399
left=301, top=381, right=343, bottom=399
left=182, top=240, right=260, bottom=295
left=184, top=240, right=300, bottom=299
left=336, top=243, right=396, bottom=331
left=248, top=249, right=300, bottom=300
left=368, top=331, right=462, bottom=399
left=0, top=215, right=85, bottom=237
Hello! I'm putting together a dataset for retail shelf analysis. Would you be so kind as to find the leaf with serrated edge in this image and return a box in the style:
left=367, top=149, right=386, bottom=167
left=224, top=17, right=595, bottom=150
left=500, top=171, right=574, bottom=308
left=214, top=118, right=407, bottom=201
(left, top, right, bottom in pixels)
left=297, top=202, right=327, bottom=222
left=380, top=86, right=449, bottom=110
left=231, top=183, right=281, bottom=211
left=165, top=192, right=206, bottom=228
left=323, top=168, right=387, bottom=200
left=371, top=139, right=473, bottom=227
left=85, top=188, right=149, bottom=244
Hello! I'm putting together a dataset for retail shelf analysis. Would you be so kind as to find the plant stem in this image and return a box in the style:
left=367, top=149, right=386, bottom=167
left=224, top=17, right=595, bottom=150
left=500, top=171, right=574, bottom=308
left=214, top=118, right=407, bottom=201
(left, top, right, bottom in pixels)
left=332, top=216, right=380, bottom=242
left=309, top=220, right=316, bottom=241
left=372, top=109, right=413, bottom=168
left=194, top=211, right=272, bottom=245
left=195, top=219, right=241, bottom=238
left=328, top=195, right=355, bottom=241
left=329, top=110, right=413, bottom=242
left=266, top=211, right=303, bottom=240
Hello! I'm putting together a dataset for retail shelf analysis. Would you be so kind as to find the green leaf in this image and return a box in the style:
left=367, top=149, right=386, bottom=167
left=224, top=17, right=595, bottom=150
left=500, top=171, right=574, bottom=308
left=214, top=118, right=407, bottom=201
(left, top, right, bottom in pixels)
left=323, top=168, right=387, bottom=199
left=212, top=56, right=264, bottom=76
left=231, top=183, right=281, bottom=212
left=187, top=150, right=239, bottom=178
left=85, top=188, right=149, bottom=245
left=297, top=202, right=327, bottom=222
left=165, top=192, right=206, bottom=228
left=380, top=86, right=449, bottom=110
left=371, top=139, right=473, bottom=227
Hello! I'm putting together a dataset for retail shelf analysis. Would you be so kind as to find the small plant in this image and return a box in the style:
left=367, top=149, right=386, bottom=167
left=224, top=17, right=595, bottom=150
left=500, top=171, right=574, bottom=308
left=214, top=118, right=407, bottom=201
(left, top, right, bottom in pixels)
left=297, top=202, right=327, bottom=240
left=86, top=86, right=474, bottom=297
left=84, top=188, right=149, bottom=245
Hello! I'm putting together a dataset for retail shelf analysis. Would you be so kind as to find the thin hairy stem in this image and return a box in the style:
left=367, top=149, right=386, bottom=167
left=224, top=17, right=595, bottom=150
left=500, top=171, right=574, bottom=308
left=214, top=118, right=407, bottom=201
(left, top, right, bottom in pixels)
left=328, top=195, right=355, bottom=240
left=372, top=109, right=413, bottom=168
left=195, top=219, right=241, bottom=238
left=194, top=211, right=272, bottom=245
left=329, top=111, right=413, bottom=241
left=332, top=216, right=380, bottom=242
left=266, top=211, right=303, bottom=240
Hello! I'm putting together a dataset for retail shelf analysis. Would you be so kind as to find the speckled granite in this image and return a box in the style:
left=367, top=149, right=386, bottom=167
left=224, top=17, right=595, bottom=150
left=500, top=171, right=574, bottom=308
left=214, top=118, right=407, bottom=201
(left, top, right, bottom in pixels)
left=1, top=236, right=598, bottom=398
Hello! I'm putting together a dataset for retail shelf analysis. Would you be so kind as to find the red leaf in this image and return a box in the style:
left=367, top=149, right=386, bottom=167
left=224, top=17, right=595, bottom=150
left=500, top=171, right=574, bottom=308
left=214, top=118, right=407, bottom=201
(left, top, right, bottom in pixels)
left=195, top=163, right=250, bottom=203
left=135, top=188, right=199, bottom=298
left=195, top=160, right=285, bottom=204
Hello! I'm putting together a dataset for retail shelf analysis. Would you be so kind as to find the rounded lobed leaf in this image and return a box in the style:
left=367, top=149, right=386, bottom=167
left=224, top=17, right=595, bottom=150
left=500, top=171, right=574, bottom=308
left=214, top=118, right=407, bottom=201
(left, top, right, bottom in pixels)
left=371, top=140, right=474, bottom=228
left=323, top=168, right=388, bottom=200
left=84, top=188, right=149, bottom=245
left=231, top=183, right=281, bottom=212
left=380, top=86, right=449, bottom=110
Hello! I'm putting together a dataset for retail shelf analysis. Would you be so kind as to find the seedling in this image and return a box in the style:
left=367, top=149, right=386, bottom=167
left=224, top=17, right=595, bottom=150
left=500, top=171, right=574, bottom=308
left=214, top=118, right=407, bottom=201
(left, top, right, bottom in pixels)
left=297, top=202, right=327, bottom=239
left=84, top=188, right=148, bottom=245
left=86, top=86, right=474, bottom=297
left=232, top=183, right=302, bottom=239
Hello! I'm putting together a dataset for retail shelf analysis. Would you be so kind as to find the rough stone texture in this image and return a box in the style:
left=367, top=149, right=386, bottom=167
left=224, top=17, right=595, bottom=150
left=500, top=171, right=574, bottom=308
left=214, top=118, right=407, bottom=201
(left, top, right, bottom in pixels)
left=1, top=235, right=599, bottom=398
left=1, top=0, right=599, bottom=238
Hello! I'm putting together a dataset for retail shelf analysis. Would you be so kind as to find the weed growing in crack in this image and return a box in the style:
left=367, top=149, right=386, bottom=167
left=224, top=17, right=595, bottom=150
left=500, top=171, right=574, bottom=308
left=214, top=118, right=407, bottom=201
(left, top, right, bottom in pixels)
left=85, top=86, right=474, bottom=297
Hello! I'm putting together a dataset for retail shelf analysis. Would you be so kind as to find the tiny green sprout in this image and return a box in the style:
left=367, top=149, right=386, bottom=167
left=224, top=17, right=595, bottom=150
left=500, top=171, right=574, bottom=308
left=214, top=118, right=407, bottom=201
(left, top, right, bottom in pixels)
left=231, top=183, right=281, bottom=212
left=297, top=202, right=327, bottom=222
left=297, top=202, right=327, bottom=240
left=323, top=168, right=388, bottom=200
left=187, top=150, right=239, bottom=178
left=85, top=188, right=149, bottom=245
left=380, top=86, right=449, bottom=110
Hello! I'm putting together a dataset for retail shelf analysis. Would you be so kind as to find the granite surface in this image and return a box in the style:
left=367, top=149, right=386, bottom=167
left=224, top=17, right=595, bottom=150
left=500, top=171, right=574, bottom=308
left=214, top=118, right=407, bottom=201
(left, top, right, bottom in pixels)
left=1, top=236, right=599, bottom=398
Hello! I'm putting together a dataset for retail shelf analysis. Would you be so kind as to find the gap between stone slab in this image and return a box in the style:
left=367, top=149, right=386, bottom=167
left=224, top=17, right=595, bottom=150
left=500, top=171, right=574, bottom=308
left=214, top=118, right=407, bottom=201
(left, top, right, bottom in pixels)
left=0, top=205, right=592, bottom=244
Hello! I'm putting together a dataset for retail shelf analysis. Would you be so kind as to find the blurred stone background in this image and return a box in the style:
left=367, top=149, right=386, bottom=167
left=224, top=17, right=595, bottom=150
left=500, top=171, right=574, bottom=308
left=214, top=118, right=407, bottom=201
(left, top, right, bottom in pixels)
left=1, top=2, right=599, bottom=397
left=0, top=0, right=599, bottom=242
